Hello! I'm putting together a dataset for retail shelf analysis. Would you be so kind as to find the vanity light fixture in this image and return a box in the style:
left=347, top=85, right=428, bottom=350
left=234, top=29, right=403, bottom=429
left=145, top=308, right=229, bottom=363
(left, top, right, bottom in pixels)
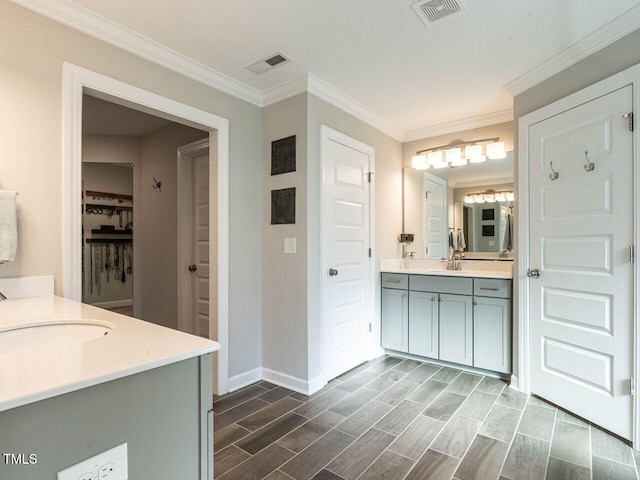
left=412, top=137, right=505, bottom=170
left=411, top=154, right=428, bottom=169
left=464, top=190, right=514, bottom=204
left=486, top=141, right=506, bottom=160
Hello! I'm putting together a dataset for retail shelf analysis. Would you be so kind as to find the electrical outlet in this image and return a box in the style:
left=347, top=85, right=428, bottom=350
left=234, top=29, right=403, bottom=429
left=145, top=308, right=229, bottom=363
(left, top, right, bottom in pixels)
left=284, top=237, right=296, bottom=254
left=57, top=443, right=127, bottom=480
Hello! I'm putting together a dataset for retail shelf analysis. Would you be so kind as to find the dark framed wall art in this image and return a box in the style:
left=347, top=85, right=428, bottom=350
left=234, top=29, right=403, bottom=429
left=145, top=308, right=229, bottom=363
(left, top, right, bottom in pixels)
left=271, top=135, right=296, bottom=175
left=271, top=187, right=296, bottom=225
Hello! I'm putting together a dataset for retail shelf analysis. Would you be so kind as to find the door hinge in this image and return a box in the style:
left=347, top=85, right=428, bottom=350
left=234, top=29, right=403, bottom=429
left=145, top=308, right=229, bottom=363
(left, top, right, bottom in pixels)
left=367, top=172, right=374, bottom=183
left=631, top=244, right=635, bottom=264
left=624, top=112, right=634, bottom=131
left=368, top=247, right=372, bottom=258
left=631, top=378, right=635, bottom=396
left=368, top=323, right=372, bottom=333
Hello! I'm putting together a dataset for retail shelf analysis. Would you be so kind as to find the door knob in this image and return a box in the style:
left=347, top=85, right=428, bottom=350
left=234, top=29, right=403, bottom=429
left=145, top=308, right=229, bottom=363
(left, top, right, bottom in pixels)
left=527, top=268, right=541, bottom=278
left=329, top=268, right=339, bottom=277
left=188, top=264, right=197, bottom=272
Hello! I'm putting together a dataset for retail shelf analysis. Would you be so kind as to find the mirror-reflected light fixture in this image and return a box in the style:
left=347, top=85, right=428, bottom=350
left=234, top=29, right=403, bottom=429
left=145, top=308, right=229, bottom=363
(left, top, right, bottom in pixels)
left=464, top=190, right=514, bottom=204
left=412, top=137, right=506, bottom=170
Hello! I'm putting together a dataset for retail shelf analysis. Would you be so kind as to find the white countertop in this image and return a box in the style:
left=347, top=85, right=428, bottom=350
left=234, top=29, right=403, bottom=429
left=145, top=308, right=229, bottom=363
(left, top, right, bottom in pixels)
left=0, top=295, right=220, bottom=413
left=380, top=259, right=512, bottom=279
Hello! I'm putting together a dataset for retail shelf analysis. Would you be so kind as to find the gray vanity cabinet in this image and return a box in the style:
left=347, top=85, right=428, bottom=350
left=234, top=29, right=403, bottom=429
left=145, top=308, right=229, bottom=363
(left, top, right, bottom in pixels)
left=410, top=275, right=474, bottom=367
left=473, top=279, right=512, bottom=373
left=408, top=291, right=439, bottom=358
left=381, top=274, right=409, bottom=352
left=381, top=272, right=512, bottom=375
left=439, top=294, right=474, bottom=366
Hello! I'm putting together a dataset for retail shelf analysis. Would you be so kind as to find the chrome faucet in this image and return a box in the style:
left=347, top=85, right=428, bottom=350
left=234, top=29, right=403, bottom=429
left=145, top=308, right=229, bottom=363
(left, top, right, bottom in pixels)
left=446, top=248, right=463, bottom=270
left=0, top=291, right=6, bottom=301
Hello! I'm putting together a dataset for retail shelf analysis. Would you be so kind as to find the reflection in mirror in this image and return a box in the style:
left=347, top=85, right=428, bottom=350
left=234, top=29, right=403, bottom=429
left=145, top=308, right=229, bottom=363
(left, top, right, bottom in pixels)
left=403, top=151, right=514, bottom=259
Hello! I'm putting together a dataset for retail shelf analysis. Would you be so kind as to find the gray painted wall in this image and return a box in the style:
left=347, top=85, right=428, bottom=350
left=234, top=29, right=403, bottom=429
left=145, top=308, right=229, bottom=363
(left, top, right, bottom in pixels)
left=0, top=357, right=207, bottom=480
left=0, top=2, right=262, bottom=379
left=260, top=93, right=402, bottom=386
left=262, top=94, right=308, bottom=379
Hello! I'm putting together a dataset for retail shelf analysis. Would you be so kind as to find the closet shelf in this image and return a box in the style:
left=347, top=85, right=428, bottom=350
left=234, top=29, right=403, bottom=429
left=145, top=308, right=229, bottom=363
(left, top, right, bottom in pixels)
left=91, top=228, right=132, bottom=235
left=85, top=239, right=132, bottom=244
left=84, top=203, right=133, bottom=212
left=85, top=190, right=133, bottom=202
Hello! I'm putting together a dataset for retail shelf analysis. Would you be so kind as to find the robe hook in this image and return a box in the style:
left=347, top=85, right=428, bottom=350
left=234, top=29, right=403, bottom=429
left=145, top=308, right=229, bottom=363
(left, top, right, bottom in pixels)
left=549, top=161, right=559, bottom=181
left=584, top=150, right=595, bottom=172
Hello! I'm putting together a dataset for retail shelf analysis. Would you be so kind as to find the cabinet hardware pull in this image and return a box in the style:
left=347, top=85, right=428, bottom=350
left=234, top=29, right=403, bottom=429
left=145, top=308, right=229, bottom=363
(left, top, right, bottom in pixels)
left=473, top=301, right=478, bottom=305
left=386, top=278, right=401, bottom=283
left=480, top=287, right=499, bottom=291
left=439, top=297, right=444, bottom=302
left=431, top=297, right=437, bottom=301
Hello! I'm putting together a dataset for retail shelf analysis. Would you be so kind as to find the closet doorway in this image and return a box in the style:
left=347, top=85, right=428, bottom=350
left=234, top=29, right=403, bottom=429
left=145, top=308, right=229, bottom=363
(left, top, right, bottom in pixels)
left=82, top=162, right=134, bottom=315
left=81, top=95, right=209, bottom=330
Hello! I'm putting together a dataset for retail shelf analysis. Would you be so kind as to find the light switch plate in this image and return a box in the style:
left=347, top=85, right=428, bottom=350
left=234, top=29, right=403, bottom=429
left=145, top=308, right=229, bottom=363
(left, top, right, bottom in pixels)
left=57, top=443, right=127, bottom=480
left=284, top=237, right=296, bottom=254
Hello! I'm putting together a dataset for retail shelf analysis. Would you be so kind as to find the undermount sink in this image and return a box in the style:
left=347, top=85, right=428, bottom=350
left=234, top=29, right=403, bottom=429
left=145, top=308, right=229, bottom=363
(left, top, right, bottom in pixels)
left=0, top=321, right=113, bottom=354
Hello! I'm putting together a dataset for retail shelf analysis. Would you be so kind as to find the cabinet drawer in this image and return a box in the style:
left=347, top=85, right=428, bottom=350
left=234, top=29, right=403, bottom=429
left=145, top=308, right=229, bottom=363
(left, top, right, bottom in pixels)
left=381, top=273, right=408, bottom=290
left=410, top=275, right=472, bottom=295
left=474, top=278, right=512, bottom=298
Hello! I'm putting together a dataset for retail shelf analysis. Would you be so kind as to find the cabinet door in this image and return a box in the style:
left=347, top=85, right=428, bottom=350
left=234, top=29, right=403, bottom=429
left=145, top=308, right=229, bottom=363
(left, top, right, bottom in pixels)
left=439, top=294, right=473, bottom=366
left=409, top=291, right=439, bottom=358
left=473, top=297, right=512, bottom=373
left=381, top=288, right=408, bottom=352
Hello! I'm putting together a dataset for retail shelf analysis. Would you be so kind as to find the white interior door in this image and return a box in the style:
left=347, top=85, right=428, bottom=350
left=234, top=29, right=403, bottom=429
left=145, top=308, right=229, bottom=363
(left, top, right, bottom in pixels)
left=424, top=173, right=446, bottom=259
left=322, top=127, right=374, bottom=381
left=192, top=153, right=210, bottom=338
left=528, top=85, right=634, bottom=439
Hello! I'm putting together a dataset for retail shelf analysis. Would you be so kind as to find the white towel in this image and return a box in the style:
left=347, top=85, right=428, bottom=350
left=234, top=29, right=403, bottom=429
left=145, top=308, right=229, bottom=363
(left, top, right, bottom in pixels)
left=457, top=229, right=466, bottom=251
left=0, top=191, right=17, bottom=263
left=502, top=213, right=513, bottom=252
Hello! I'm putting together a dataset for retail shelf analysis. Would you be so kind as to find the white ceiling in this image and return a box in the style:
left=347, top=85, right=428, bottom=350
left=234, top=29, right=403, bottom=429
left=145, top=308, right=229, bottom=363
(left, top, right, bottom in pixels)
left=20, top=0, right=640, bottom=139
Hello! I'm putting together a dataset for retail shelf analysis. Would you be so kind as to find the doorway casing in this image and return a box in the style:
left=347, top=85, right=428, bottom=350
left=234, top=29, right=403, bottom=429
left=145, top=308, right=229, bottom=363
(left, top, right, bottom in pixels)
left=517, top=62, right=640, bottom=446
left=62, top=63, right=230, bottom=395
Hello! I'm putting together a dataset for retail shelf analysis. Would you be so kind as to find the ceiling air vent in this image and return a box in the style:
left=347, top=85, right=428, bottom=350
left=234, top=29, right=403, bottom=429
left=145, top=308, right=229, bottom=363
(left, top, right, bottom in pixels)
left=411, top=0, right=466, bottom=26
left=247, top=52, right=291, bottom=75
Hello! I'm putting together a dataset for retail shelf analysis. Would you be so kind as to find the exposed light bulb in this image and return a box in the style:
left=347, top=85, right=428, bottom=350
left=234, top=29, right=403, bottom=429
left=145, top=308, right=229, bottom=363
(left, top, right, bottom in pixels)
left=412, top=154, right=428, bottom=170
left=487, top=142, right=506, bottom=159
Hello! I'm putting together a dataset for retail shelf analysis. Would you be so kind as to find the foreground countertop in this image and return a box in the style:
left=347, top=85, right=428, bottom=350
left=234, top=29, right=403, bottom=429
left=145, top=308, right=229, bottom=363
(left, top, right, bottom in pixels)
left=380, top=259, right=513, bottom=279
left=0, top=295, right=219, bottom=413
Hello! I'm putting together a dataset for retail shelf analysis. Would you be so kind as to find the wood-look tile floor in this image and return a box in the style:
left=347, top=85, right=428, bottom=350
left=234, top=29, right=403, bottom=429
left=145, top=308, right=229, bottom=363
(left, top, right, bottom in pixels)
left=213, top=356, right=640, bottom=480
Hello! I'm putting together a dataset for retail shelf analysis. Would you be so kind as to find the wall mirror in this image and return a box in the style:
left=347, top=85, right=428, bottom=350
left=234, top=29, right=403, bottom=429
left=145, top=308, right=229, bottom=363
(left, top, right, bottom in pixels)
left=403, top=151, right=514, bottom=259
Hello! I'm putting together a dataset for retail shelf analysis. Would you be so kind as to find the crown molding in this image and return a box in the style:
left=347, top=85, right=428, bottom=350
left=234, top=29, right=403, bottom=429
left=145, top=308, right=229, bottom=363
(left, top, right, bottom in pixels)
left=307, top=74, right=405, bottom=141
left=403, top=109, right=514, bottom=142
left=505, top=4, right=640, bottom=97
left=10, top=0, right=263, bottom=106
left=261, top=75, right=309, bottom=107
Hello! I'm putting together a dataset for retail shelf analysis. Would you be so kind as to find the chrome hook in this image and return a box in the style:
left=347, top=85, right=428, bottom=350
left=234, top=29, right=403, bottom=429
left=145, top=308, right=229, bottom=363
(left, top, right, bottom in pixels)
left=584, top=150, right=595, bottom=172
left=549, top=161, right=559, bottom=181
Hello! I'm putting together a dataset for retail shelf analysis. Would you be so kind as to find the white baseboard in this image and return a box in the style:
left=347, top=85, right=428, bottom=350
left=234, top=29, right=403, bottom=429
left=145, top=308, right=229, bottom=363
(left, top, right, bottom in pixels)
left=91, top=299, right=132, bottom=309
left=262, top=368, right=325, bottom=396
left=228, top=367, right=262, bottom=392
left=227, top=366, right=327, bottom=396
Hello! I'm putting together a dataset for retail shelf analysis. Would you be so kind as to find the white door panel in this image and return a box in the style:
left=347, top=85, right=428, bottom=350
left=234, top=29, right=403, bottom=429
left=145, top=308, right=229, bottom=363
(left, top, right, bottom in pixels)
left=424, top=174, right=447, bottom=259
left=323, top=128, right=373, bottom=381
left=194, top=153, right=210, bottom=338
left=529, top=85, right=633, bottom=439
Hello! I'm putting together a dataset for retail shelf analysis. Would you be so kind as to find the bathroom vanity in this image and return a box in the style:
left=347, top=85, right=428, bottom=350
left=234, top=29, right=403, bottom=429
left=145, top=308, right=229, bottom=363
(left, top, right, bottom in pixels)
left=380, top=260, right=512, bottom=375
left=0, top=278, right=219, bottom=480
